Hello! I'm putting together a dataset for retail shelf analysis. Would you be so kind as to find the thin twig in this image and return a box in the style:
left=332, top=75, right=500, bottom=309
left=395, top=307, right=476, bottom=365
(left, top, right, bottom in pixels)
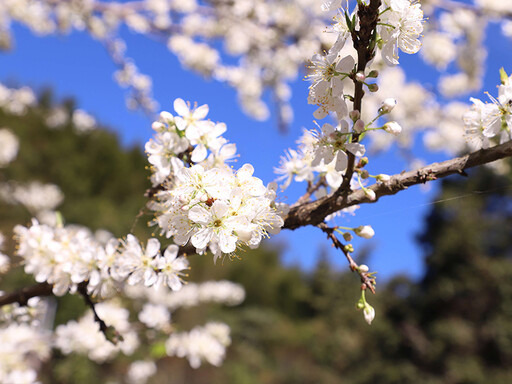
left=318, top=223, right=376, bottom=293
left=77, top=282, right=121, bottom=345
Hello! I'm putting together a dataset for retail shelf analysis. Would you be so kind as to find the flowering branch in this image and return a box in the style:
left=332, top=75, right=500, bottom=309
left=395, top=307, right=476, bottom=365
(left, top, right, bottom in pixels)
left=339, top=0, right=382, bottom=194
left=284, top=139, right=512, bottom=230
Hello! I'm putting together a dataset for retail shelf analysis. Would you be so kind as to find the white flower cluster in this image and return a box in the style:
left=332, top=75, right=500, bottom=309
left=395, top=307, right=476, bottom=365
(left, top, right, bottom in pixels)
left=0, top=297, right=49, bottom=327
left=308, top=0, right=423, bottom=121
left=0, top=0, right=326, bottom=123
left=0, top=84, right=36, bottom=115
left=433, top=8, right=484, bottom=98
left=0, top=128, right=19, bottom=167
left=147, top=99, right=286, bottom=262
left=275, top=124, right=366, bottom=191
left=379, top=0, right=424, bottom=66
left=72, top=109, right=96, bottom=133
left=146, top=98, right=236, bottom=185
left=138, top=303, right=171, bottom=331
left=165, top=322, right=231, bottom=369
left=126, top=280, right=245, bottom=311
left=14, top=220, right=189, bottom=297
left=0, top=181, right=64, bottom=214
left=463, top=72, right=512, bottom=149
left=55, top=301, right=139, bottom=363
left=127, top=360, right=157, bottom=384
left=0, top=323, right=51, bottom=384
left=0, top=232, right=9, bottom=274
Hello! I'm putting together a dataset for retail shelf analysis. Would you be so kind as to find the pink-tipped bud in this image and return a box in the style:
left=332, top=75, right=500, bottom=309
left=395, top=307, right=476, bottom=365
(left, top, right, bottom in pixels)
left=349, top=110, right=360, bottom=121
left=353, top=119, right=365, bottom=134
left=355, top=72, right=366, bottom=82
left=365, top=189, right=376, bottom=201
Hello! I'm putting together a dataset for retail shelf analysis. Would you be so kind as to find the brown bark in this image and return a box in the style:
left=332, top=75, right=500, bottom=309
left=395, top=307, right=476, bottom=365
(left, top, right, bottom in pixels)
left=284, top=140, right=512, bottom=230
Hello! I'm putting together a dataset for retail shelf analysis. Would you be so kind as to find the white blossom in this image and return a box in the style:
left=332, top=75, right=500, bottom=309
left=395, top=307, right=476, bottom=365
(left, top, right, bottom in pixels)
left=0, top=128, right=19, bottom=167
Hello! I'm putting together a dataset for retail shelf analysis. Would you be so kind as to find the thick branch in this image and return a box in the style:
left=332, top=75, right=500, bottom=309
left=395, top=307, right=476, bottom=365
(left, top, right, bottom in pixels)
left=0, top=282, right=53, bottom=307
left=284, top=140, right=512, bottom=230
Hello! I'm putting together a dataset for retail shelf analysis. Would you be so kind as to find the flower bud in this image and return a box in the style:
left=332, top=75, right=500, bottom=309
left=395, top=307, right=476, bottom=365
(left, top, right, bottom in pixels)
left=343, top=232, right=353, bottom=242
left=160, top=111, right=173, bottom=122
left=500, top=67, right=509, bottom=85
left=379, top=98, right=397, bottom=114
left=355, top=72, right=365, bottom=82
left=359, top=157, right=369, bottom=166
left=353, top=119, right=365, bottom=134
left=360, top=170, right=369, bottom=179
left=358, top=264, right=369, bottom=273
left=368, top=83, right=379, bottom=92
left=364, top=189, right=376, bottom=201
left=363, top=304, right=375, bottom=325
left=344, top=244, right=354, bottom=253
left=383, top=121, right=402, bottom=136
left=376, top=174, right=391, bottom=182
left=152, top=121, right=165, bottom=131
left=354, top=225, right=375, bottom=239
left=367, top=70, right=379, bottom=78
left=349, top=110, right=360, bottom=121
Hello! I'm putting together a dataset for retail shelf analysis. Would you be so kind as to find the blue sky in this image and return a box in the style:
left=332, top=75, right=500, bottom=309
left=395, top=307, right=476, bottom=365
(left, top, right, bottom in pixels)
left=1, top=19, right=510, bottom=280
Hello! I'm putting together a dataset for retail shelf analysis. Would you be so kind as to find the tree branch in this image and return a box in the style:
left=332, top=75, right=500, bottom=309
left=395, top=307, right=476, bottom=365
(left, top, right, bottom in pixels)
left=0, top=282, right=53, bottom=307
left=77, top=282, right=122, bottom=345
left=284, top=140, right=512, bottom=230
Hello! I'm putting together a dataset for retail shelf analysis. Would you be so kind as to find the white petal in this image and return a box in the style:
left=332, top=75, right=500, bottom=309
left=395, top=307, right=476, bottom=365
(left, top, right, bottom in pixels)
left=211, top=200, right=229, bottom=219
left=191, top=228, right=213, bottom=250
left=191, top=144, right=208, bottom=163
left=174, top=98, right=189, bottom=117
left=164, top=245, right=179, bottom=261
left=145, top=238, right=161, bottom=257
left=174, top=116, right=187, bottom=131
left=334, top=151, right=348, bottom=171
left=219, top=232, right=237, bottom=253
left=345, top=143, right=366, bottom=157
left=336, top=55, right=355, bottom=72
left=188, top=206, right=210, bottom=225
left=313, top=107, right=328, bottom=120
left=192, top=104, right=209, bottom=119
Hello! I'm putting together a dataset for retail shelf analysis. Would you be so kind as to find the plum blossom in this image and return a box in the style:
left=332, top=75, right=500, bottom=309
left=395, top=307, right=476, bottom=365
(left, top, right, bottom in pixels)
left=307, top=54, right=354, bottom=119
left=380, top=0, right=424, bottom=66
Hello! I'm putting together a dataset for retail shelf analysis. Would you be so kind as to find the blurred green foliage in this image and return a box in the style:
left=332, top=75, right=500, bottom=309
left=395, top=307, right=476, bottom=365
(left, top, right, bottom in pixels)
left=1, top=92, right=512, bottom=383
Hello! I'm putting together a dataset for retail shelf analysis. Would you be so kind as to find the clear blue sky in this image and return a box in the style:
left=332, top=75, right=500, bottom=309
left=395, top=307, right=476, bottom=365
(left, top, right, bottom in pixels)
left=1, top=21, right=510, bottom=280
